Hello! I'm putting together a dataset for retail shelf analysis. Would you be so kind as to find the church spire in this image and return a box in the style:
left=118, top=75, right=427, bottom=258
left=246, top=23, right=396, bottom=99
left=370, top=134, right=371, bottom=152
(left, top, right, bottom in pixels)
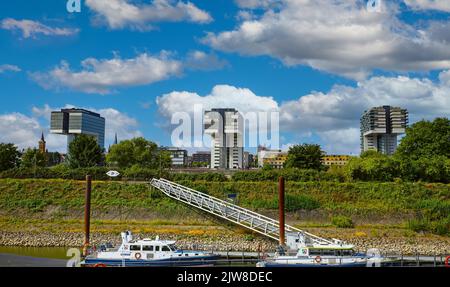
left=39, top=131, right=46, bottom=154
left=114, top=133, right=118, bottom=145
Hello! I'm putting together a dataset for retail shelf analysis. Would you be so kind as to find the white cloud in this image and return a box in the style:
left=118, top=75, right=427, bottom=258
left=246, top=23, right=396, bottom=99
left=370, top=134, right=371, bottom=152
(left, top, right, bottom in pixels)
left=317, top=128, right=361, bottom=155
left=156, top=84, right=278, bottom=118
left=156, top=71, right=450, bottom=154
left=404, top=0, right=450, bottom=12
left=1, top=18, right=79, bottom=38
left=95, top=107, right=143, bottom=145
left=204, top=0, right=450, bottom=79
left=279, top=71, right=450, bottom=153
left=0, top=64, right=21, bottom=73
left=235, top=0, right=279, bottom=9
left=157, top=85, right=279, bottom=148
left=0, top=112, right=71, bottom=152
left=185, top=50, right=229, bottom=71
left=85, top=0, right=212, bottom=30
left=30, top=52, right=182, bottom=94
left=0, top=113, right=42, bottom=150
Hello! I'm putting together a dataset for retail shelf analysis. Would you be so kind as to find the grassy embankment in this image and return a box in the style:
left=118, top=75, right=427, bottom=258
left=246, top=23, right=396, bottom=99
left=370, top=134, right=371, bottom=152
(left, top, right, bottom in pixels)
left=0, top=178, right=449, bottom=238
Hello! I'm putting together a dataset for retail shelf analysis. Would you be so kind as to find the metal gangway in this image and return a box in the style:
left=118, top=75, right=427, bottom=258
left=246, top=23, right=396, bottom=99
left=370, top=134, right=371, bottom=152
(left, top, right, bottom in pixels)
left=150, top=178, right=332, bottom=245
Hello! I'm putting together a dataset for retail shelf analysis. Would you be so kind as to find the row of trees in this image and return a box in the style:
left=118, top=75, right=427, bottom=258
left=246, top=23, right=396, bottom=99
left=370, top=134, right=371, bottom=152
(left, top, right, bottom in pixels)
left=1, top=117, right=448, bottom=182
left=0, top=135, right=172, bottom=172
left=346, top=118, right=450, bottom=182
left=0, top=144, right=62, bottom=172
left=281, top=117, right=449, bottom=183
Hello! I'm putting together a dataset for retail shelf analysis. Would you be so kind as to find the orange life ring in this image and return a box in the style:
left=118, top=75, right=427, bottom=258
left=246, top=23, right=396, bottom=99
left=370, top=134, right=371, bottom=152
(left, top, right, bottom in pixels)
left=315, top=256, right=322, bottom=264
left=445, top=256, right=450, bottom=267
left=135, top=252, right=142, bottom=260
left=94, top=263, right=107, bottom=268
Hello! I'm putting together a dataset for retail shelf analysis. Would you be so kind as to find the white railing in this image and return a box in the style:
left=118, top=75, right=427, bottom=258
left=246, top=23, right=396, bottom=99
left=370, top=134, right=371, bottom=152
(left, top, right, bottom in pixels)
left=150, top=178, right=331, bottom=245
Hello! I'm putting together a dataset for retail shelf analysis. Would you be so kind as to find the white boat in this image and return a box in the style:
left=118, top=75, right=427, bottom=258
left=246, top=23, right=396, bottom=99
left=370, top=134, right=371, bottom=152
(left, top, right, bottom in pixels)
left=81, top=231, right=219, bottom=267
left=257, top=233, right=381, bottom=267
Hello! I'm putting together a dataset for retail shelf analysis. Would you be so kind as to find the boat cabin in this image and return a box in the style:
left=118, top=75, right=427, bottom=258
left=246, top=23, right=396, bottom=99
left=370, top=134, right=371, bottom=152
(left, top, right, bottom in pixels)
left=298, top=247, right=355, bottom=257
left=123, top=241, right=178, bottom=253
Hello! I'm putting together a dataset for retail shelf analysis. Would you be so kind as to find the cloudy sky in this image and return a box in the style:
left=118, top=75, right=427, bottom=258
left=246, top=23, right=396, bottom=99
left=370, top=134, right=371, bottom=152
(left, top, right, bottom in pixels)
left=0, top=0, right=449, bottom=154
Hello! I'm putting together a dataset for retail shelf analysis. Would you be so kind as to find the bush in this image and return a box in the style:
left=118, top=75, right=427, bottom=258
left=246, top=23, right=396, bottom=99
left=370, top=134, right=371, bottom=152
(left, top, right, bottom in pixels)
left=345, top=154, right=400, bottom=182
left=286, top=194, right=321, bottom=211
left=232, top=168, right=342, bottom=182
left=331, top=216, right=354, bottom=228
left=245, top=194, right=320, bottom=211
left=0, top=165, right=227, bottom=182
left=170, top=172, right=227, bottom=182
left=122, top=165, right=161, bottom=181
left=408, top=216, right=450, bottom=236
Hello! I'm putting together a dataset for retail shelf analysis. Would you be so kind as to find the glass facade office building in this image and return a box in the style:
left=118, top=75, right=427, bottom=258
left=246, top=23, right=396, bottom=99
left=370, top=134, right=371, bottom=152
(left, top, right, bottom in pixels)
left=51, top=109, right=106, bottom=149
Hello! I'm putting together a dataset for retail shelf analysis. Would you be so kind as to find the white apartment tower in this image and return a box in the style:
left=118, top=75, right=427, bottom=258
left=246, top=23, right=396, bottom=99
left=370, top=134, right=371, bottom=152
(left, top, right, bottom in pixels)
left=204, top=108, right=243, bottom=169
left=360, top=106, right=408, bottom=155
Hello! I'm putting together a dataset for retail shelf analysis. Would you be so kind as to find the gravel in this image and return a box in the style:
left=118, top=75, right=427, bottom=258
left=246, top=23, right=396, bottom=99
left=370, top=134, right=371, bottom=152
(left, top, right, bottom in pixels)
left=1, top=231, right=449, bottom=255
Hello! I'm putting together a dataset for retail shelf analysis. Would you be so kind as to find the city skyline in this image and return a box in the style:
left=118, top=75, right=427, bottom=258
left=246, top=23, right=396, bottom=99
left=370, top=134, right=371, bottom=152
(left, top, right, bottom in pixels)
left=0, top=1, right=449, bottom=155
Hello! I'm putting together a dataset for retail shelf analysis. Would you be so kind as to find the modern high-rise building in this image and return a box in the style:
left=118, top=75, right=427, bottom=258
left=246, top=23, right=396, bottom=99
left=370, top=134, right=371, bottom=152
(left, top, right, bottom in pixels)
left=204, top=108, right=243, bottom=169
left=50, top=108, right=106, bottom=149
left=360, top=106, right=408, bottom=155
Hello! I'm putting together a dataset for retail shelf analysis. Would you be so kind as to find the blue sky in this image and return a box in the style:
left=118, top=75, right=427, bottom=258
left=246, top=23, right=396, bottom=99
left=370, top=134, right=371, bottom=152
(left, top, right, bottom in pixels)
left=0, top=0, right=449, bottom=155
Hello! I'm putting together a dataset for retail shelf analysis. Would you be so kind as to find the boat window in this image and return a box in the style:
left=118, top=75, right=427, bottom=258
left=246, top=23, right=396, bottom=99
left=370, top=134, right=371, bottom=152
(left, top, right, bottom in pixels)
left=343, top=250, right=353, bottom=256
left=130, top=245, right=141, bottom=251
left=162, top=246, right=171, bottom=252
left=155, top=246, right=160, bottom=252
left=309, top=249, right=321, bottom=256
left=142, top=245, right=153, bottom=251
left=322, top=250, right=335, bottom=256
left=168, top=244, right=178, bottom=251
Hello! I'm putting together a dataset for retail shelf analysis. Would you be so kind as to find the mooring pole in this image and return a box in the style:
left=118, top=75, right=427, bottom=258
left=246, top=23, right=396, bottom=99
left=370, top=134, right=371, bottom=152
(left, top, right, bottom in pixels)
left=83, top=175, right=92, bottom=256
left=278, top=176, right=285, bottom=246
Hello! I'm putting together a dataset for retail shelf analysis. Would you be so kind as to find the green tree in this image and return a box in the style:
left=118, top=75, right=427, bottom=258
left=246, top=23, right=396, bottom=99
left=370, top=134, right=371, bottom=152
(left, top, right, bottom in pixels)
left=106, top=137, right=170, bottom=169
left=47, top=152, right=63, bottom=166
left=284, top=144, right=324, bottom=170
left=159, top=150, right=172, bottom=169
left=21, top=148, right=47, bottom=168
left=396, top=118, right=450, bottom=160
left=67, top=135, right=104, bottom=168
left=345, top=151, right=400, bottom=181
left=400, top=156, right=450, bottom=183
left=0, top=143, right=21, bottom=172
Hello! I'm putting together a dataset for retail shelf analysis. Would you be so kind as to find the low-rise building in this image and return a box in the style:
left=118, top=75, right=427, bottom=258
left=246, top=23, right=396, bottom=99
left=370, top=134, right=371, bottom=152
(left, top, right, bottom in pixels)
left=162, top=147, right=188, bottom=167
left=257, top=146, right=283, bottom=168
left=322, top=155, right=351, bottom=166
left=263, top=152, right=288, bottom=169
left=243, top=152, right=255, bottom=169
left=192, top=151, right=211, bottom=166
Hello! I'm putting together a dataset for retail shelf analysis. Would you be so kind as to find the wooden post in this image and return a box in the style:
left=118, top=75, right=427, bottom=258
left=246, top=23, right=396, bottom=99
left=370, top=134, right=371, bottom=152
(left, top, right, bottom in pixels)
left=83, top=175, right=92, bottom=256
left=278, top=176, right=285, bottom=246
